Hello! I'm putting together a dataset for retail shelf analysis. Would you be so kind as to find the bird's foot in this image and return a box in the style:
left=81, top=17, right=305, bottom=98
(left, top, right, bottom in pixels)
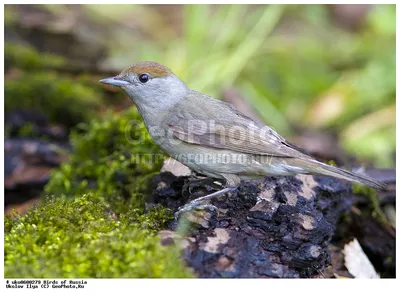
left=174, top=203, right=218, bottom=220
left=182, top=177, right=223, bottom=195
left=174, top=186, right=238, bottom=220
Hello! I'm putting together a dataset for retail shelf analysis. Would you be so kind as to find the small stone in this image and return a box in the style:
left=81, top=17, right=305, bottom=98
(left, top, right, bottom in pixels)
left=160, top=158, right=192, bottom=177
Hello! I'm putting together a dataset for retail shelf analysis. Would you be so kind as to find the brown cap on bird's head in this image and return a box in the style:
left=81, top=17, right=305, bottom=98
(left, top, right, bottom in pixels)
left=99, top=61, right=174, bottom=87
left=119, top=61, right=173, bottom=78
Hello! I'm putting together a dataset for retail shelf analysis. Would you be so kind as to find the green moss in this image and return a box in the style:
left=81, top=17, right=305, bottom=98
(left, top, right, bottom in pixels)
left=5, top=42, right=65, bottom=71
left=16, top=122, right=36, bottom=137
left=4, top=195, right=193, bottom=278
left=4, top=42, right=108, bottom=139
left=327, top=160, right=337, bottom=166
left=4, top=107, right=192, bottom=278
left=352, top=184, right=390, bottom=226
left=5, top=72, right=102, bottom=129
left=45, top=107, right=167, bottom=213
left=352, top=183, right=372, bottom=196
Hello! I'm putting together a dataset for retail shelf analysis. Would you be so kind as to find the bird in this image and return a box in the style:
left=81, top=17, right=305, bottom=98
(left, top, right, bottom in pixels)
left=99, top=61, right=386, bottom=217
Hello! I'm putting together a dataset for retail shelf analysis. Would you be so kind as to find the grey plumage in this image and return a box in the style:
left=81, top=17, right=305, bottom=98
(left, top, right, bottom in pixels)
left=161, top=90, right=385, bottom=190
left=99, top=61, right=386, bottom=191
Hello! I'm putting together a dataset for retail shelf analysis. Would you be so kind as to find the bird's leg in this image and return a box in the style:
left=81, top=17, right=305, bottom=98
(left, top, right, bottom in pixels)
left=174, top=186, right=238, bottom=220
left=182, top=176, right=222, bottom=194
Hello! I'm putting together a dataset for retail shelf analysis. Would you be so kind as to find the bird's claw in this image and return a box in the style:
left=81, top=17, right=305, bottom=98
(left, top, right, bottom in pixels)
left=183, top=178, right=223, bottom=195
left=174, top=186, right=238, bottom=221
left=174, top=203, right=218, bottom=220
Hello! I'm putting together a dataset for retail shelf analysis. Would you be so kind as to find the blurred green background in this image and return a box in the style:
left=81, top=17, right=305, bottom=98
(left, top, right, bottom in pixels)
left=5, top=4, right=395, bottom=166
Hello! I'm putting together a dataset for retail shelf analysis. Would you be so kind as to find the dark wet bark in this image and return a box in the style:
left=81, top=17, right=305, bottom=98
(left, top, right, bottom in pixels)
left=154, top=164, right=355, bottom=278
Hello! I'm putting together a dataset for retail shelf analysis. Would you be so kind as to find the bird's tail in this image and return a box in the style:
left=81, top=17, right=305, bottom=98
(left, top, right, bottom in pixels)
left=311, top=160, right=386, bottom=190
left=286, top=158, right=386, bottom=190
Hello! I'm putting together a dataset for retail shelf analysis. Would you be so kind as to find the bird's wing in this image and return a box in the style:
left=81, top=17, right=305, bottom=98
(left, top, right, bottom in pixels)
left=163, top=91, right=314, bottom=159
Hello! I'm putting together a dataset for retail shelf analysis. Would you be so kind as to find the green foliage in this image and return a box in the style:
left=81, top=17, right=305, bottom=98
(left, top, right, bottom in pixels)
left=5, top=42, right=66, bottom=71
left=5, top=42, right=107, bottom=133
left=243, top=5, right=395, bottom=167
left=92, top=4, right=395, bottom=167
left=4, top=195, right=192, bottom=278
left=342, top=122, right=395, bottom=168
left=45, top=107, right=166, bottom=213
left=5, top=72, right=102, bottom=129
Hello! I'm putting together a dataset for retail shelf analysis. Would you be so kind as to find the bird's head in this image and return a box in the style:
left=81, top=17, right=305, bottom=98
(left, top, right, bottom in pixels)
left=99, top=61, right=188, bottom=110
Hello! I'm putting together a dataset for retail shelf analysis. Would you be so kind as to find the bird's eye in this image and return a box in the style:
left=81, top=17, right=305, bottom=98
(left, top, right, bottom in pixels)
left=139, top=73, right=149, bottom=83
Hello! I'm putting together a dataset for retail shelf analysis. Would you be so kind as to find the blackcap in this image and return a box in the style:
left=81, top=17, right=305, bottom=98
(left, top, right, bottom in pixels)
left=99, top=61, right=385, bottom=214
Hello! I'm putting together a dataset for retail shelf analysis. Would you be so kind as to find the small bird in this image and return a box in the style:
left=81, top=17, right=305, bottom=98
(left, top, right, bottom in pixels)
left=99, top=61, right=385, bottom=216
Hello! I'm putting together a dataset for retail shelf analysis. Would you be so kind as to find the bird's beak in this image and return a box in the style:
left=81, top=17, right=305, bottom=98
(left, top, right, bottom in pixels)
left=99, top=76, right=130, bottom=87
